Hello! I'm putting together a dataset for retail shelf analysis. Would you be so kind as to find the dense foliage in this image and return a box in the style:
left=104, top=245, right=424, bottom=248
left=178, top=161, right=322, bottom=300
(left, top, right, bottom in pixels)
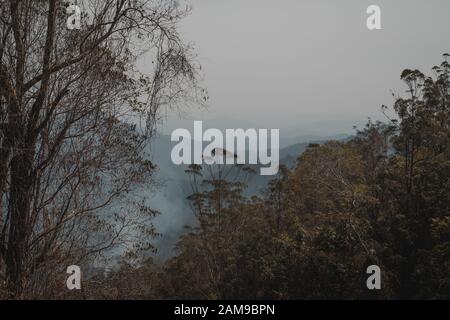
left=93, top=57, right=450, bottom=300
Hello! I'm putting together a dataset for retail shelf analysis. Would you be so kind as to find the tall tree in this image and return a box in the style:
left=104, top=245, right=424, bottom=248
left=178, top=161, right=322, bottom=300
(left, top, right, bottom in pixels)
left=0, top=0, right=204, bottom=297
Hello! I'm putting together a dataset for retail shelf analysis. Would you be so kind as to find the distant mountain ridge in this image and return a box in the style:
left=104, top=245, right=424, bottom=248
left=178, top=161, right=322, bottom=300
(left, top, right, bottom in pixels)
left=147, top=133, right=350, bottom=260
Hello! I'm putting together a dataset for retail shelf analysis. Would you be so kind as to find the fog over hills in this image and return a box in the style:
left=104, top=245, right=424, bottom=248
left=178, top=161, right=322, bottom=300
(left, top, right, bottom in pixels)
left=148, top=133, right=349, bottom=260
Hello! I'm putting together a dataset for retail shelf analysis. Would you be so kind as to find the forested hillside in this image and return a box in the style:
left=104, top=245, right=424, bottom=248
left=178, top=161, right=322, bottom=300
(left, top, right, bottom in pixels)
left=1, top=0, right=449, bottom=300
left=83, top=58, right=450, bottom=300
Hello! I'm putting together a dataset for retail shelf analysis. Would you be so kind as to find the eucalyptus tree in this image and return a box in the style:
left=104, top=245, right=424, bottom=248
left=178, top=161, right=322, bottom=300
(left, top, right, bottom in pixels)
left=0, top=0, right=205, bottom=297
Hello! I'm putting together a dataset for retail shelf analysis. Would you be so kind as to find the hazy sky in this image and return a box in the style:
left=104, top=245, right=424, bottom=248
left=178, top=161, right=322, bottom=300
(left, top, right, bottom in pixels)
left=156, top=0, right=450, bottom=137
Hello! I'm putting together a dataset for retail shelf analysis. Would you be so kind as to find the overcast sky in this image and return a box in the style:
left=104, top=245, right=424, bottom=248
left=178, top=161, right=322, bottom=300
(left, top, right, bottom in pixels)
left=154, top=0, right=450, bottom=137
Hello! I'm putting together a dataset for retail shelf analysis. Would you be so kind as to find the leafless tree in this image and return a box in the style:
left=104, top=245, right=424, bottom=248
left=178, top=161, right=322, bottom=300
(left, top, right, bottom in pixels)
left=0, top=0, right=205, bottom=297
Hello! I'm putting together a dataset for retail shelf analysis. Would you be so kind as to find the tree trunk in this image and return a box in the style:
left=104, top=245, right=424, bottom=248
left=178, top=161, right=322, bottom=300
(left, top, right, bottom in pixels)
left=5, top=145, right=34, bottom=296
